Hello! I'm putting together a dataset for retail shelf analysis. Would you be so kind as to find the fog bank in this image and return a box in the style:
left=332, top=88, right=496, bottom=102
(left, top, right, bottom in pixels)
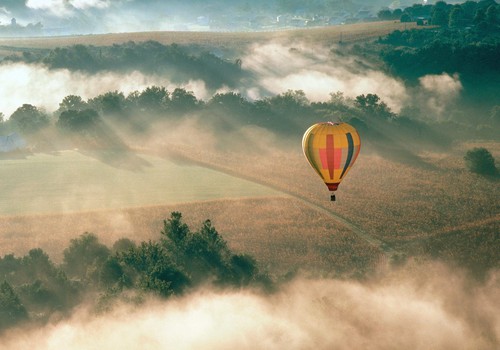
left=3, top=264, right=499, bottom=350
left=0, top=43, right=464, bottom=121
left=0, top=63, right=208, bottom=117
left=242, top=42, right=410, bottom=112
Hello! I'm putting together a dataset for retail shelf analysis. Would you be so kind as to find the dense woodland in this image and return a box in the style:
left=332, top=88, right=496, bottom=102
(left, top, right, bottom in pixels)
left=0, top=86, right=462, bottom=157
left=0, top=80, right=497, bottom=158
left=5, top=41, right=245, bottom=90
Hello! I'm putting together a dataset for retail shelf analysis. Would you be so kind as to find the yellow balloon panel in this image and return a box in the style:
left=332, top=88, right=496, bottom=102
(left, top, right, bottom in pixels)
left=302, top=122, right=360, bottom=191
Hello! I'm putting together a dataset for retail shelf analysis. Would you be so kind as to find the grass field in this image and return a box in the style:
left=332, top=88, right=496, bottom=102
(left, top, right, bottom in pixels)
left=0, top=150, right=280, bottom=215
left=0, top=21, right=418, bottom=54
left=181, top=142, right=500, bottom=238
left=0, top=148, right=380, bottom=275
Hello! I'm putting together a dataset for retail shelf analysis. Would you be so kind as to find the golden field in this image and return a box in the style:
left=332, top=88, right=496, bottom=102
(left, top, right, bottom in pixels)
left=1, top=137, right=496, bottom=276
left=148, top=137, right=499, bottom=275
left=0, top=196, right=381, bottom=276
left=0, top=21, right=417, bottom=53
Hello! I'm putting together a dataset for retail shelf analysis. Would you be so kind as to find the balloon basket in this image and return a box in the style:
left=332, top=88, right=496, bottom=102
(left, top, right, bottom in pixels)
left=330, top=194, right=336, bottom=201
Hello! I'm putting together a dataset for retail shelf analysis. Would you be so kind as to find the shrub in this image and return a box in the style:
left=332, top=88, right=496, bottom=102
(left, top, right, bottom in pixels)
left=464, top=147, right=497, bottom=176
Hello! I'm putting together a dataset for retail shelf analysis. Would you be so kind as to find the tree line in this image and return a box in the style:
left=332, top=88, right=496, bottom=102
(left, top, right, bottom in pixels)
left=378, top=0, right=499, bottom=29
left=0, top=212, right=272, bottom=333
left=1, top=85, right=498, bottom=155
left=4, top=41, right=245, bottom=90
left=379, top=28, right=500, bottom=79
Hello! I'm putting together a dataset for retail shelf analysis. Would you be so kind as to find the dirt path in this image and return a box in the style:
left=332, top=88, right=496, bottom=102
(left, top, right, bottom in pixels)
left=153, top=148, right=399, bottom=260
left=284, top=194, right=398, bottom=258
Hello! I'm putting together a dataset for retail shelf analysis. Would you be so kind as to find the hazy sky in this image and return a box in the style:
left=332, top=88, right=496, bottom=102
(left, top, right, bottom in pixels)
left=0, top=0, right=426, bottom=34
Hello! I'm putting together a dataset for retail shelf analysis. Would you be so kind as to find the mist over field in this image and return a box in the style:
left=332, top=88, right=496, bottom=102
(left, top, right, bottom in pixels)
left=0, top=62, right=210, bottom=117
left=1, top=264, right=499, bottom=350
left=0, top=42, right=464, bottom=118
left=242, top=42, right=410, bottom=111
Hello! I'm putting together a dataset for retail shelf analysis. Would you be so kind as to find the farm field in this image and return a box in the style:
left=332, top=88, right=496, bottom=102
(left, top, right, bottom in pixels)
left=156, top=139, right=500, bottom=274
left=0, top=21, right=418, bottom=55
left=1, top=137, right=496, bottom=276
left=161, top=141, right=500, bottom=236
left=0, top=196, right=380, bottom=275
left=0, top=150, right=280, bottom=216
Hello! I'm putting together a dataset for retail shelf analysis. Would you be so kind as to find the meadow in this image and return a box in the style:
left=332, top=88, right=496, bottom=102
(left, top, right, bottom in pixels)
left=0, top=196, right=381, bottom=276
left=0, top=150, right=279, bottom=216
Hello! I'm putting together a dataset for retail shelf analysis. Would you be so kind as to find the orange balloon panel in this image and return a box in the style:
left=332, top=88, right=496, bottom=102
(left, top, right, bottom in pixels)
left=302, top=122, right=361, bottom=192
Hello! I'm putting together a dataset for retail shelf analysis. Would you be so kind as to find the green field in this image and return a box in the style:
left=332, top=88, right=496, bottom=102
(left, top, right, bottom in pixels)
left=0, top=150, right=280, bottom=215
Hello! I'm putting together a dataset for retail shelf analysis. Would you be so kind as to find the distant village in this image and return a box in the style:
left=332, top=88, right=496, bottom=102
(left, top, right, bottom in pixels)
left=0, top=18, right=43, bottom=37
left=200, top=8, right=383, bottom=32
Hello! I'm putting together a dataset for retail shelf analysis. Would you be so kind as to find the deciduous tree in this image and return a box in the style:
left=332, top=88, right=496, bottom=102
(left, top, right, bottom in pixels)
left=9, top=104, right=49, bottom=134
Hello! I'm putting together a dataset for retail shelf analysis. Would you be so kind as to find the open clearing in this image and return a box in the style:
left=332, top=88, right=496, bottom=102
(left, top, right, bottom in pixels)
left=0, top=150, right=280, bottom=216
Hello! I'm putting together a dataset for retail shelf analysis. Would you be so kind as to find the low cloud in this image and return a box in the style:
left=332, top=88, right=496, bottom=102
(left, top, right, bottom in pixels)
left=419, top=73, right=463, bottom=117
left=2, top=264, right=499, bottom=349
left=0, top=63, right=208, bottom=117
left=0, top=46, right=465, bottom=121
left=0, top=7, right=11, bottom=24
left=25, top=0, right=73, bottom=17
left=70, top=0, right=110, bottom=10
left=242, top=42, right=409, bottom=112
left=25, top=0, right=109, bottom=17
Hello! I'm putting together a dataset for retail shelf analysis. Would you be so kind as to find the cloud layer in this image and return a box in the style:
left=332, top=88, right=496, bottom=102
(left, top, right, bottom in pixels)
left=26, top=0, right=109, bottom=17
left=419, top=73, right=463, bottom=117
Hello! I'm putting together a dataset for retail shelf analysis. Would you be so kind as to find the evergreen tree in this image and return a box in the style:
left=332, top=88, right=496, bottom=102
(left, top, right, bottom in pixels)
left=0, top=281, right=28, bottom=331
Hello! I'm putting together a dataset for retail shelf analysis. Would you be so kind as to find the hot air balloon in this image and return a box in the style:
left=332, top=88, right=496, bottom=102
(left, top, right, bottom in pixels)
left=302, top=122, right=361, bottom=201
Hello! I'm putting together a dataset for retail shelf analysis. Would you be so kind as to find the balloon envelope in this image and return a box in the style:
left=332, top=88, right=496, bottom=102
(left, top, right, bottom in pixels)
left=302, top=122, right=361, bottom=192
